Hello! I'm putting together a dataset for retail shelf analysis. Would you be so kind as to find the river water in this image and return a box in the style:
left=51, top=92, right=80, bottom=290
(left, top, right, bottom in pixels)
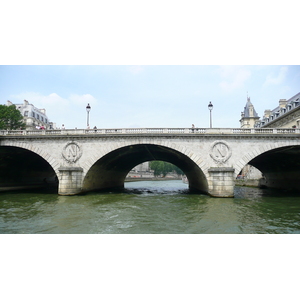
left=1, top=180, right=300, bottom=234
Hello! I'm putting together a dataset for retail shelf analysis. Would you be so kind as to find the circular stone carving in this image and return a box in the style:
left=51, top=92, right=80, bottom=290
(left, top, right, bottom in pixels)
left=210, top=141, right=232, bottom=164
left=62, top=142, right=82, bottom=163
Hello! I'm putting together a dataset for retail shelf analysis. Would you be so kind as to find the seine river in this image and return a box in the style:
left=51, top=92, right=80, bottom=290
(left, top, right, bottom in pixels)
left=1, top=180, right=300, bottom=234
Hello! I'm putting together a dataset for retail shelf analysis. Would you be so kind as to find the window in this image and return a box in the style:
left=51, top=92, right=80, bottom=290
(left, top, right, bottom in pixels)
left=24, top=111, right=28, bottom=116
left=32, top=112, right=35, bottom=118
left=36, top=114, right=40, bottom=120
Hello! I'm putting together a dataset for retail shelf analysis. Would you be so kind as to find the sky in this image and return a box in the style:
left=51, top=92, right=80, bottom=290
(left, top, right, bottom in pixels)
left=0, top=65, right=299, bottom=129
left=1, top=1, right=299, bottom=130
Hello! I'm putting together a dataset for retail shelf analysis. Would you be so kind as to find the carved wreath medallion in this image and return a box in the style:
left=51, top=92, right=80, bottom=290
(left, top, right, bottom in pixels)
left=210, top=141, right=232, bottom=164
left=62, top=142, right=82, bottom=163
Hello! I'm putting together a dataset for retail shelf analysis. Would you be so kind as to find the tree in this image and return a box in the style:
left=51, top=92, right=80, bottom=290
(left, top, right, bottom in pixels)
left=0, top=105, right=25, bottom=130
left=149, top=161, right=184, bottom=177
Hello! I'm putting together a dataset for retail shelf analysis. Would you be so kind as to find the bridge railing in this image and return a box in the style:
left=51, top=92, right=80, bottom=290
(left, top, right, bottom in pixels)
left=0, top=128, right=300, bottom=136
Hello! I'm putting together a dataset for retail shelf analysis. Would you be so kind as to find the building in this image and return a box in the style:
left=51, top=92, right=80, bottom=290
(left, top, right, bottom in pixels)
left=239, top=96, right=260, bottom=128
left=239, top=92, right=300, bottom=181
left=255, top=92, right=300, bottom=128
left=6, top=100, right=54, bottom=130
left=126, top=162, right=154, bottom=178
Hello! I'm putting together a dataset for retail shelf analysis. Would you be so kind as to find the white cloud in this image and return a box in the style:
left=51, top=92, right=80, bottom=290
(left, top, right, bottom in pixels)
left=218, top=66, right=251, bottom=92
left=10, top=92, right=98, bottom=107
left=8, top=92, right=99, bottom=129
left=10, top=92, right=69, bottom=108
left=263, top=66, right=288, bottom=86
left=69, top=94, right=97, bottom=106
left=128, top=66, right=143, bottom=74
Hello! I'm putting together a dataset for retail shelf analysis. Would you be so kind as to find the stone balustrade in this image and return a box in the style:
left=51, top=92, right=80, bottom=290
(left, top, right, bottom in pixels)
left=0, top=127, right=300, bottom=136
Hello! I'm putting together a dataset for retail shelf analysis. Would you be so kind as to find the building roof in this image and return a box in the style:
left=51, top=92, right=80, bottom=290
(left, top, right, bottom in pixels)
left=255, top=92, right=300, bottom=128
left=270, top=92, right=300, bottom=114
left=242, top=96, right=259, bottom=118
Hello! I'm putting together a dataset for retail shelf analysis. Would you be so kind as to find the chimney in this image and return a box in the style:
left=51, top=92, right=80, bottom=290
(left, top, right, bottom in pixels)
left=264, top=109, right=271, bottom=118
left=279, top=99, right=287, bottom=108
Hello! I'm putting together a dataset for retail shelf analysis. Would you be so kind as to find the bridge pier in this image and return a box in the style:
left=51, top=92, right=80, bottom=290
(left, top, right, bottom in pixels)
left=58, top=167, right=84, bottom=195
left=207, top=167, right=235, bottom=197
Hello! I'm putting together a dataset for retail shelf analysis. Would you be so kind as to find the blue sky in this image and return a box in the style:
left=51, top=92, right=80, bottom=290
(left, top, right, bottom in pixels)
left=1, top=1, right=299, bottom=129
left=0, top=65, right=299, bottom=129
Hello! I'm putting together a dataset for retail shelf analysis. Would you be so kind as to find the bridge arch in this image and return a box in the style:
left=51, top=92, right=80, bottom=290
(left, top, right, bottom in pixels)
left=233, top=140, right=300, bottom=191
left=82, top=143, right=208, bottom=193
left=0, top=144, right=59, bottom=191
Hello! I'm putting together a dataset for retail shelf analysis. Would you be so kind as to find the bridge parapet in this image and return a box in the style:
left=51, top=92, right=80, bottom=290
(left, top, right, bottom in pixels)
left=1, top=127, right=300, bottom=136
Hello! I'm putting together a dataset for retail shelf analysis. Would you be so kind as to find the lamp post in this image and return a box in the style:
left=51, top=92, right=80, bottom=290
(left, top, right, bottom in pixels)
left=86, top=103, right=91, bottom=128
left=208, top=101, right=213, bottom=128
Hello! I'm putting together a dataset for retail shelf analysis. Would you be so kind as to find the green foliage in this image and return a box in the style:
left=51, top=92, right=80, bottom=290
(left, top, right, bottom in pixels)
left=0, top=105, right=25, bottom=130
left=149, top=161, right=184, bottom=177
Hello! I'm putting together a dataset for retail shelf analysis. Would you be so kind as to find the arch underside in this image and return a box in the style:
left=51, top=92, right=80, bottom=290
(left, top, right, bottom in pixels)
left=83, top=144, right=208, bottom=193
left=248, top=145, right=300, bottom=191
left=0, top=146, right=58, bottom=191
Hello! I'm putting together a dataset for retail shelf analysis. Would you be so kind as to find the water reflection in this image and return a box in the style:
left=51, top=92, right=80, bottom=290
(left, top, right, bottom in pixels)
left=234, top=186, right=300, bottom=233
left=0, top=181, right=300, bottom=233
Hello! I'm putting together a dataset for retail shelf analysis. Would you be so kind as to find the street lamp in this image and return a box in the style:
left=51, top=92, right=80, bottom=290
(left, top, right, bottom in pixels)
left=208, top=101, right=213, bottom=128
left=86, top=103, right=91, bottom=128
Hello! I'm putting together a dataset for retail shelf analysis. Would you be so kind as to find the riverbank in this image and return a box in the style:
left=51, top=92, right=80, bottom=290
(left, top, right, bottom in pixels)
left=125, top=177, right=180, bottom=182
left=235, top=179, right=260, bottom=187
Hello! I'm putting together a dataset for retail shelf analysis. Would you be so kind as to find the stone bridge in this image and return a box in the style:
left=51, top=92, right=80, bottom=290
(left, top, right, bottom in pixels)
left=1, top=127, right=300, bottom=197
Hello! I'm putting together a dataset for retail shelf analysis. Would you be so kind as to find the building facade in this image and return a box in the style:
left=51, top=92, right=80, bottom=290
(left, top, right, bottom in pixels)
left=6, top=100, right=54, bottom=130
left=256, top=92, right=300, bottom=128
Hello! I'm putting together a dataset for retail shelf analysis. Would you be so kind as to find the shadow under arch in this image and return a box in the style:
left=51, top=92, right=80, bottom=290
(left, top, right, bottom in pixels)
left=82, top=144, right=208, bottom=193
left=243, top=145, right=300, bottom=191
left=0, top=146, right=58, bottom=191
